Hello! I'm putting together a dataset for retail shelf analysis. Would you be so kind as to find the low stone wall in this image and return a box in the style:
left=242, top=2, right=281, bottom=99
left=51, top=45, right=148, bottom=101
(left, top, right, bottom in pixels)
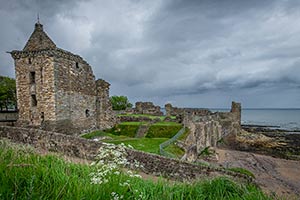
left=0, top=126, right=252, bottom=183
left=0, top=111, right=18, bottom=127
left=0, top=111, right=18, bottom=121
left=117, top=115, right=161, bottom=123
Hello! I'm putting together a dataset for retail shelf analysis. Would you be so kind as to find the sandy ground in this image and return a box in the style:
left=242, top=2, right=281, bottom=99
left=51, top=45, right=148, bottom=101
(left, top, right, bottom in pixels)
left=216, top=148, right=300, bottom=198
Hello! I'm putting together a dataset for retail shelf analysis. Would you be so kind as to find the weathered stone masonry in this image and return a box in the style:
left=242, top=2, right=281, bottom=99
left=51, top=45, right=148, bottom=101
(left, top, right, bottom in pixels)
left=10, top=22, right=115, bottom=134
left=181, top=102, right=242, bottom=162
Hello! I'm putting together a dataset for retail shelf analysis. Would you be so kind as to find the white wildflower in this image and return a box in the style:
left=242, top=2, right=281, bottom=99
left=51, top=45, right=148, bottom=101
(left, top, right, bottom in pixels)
left=90, top=143, right=144, bottom=185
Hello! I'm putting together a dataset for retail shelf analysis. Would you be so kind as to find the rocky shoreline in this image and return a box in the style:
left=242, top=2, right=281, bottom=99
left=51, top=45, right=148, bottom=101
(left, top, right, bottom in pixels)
left=237, top=125, right=300, bottom=160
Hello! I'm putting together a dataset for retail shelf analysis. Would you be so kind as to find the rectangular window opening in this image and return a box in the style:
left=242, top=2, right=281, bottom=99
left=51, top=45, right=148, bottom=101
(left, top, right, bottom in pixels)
left=31, top=95, right=37, bottom=107
left=40, top=68, right=43, bottom=84
left=30, top=71, right=36, bottom=84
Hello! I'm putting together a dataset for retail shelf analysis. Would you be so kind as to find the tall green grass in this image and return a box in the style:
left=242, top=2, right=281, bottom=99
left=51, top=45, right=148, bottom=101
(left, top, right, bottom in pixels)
left=0, top=140, right=272, bottom=200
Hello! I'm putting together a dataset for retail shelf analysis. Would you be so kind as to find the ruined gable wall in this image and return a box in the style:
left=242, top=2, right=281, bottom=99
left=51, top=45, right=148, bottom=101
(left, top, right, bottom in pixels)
left=14, top=53, right=56, bottom=126
left=53, top=54, right=97, bottom=134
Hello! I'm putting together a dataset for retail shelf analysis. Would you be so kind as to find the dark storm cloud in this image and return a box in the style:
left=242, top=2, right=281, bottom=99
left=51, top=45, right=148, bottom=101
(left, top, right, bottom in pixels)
left=0, top=0, right=300, bottom=108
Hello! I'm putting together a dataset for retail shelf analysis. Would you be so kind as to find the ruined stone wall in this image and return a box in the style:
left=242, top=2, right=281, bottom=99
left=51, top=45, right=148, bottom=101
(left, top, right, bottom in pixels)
left=96, top=79, right=116, bottom=129
left=165, top=103, right=211, bottom=117
left=0, top=111, right=18, bottom=121
left=53, top=55, right=97, bottom=134
left=0, top=111, right=17, bottom=126
left=134, top=102, right=163, bottom=116
left=0, top=126, right=252, bottom=183
left=181, top=102, right=242, bottom=162
left=183, top=116, right=222, bottom=149
left=13, top=53, right=56, bottom=127
left=230, top=101, right=241, bottom=125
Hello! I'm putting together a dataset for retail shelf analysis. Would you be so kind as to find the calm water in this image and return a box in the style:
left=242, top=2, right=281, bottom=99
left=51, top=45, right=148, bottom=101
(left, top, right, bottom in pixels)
left=212, top=109, right=300, bottom=131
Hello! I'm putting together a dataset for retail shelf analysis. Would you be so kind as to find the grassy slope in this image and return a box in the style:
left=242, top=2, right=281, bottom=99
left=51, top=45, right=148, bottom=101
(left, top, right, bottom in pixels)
left=0, top=140, right=271, bottom=200
left=146, top=122, right=182, bottom=138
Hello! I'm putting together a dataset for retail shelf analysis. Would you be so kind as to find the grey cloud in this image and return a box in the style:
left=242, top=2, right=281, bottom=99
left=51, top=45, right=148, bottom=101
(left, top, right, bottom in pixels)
left=0, top=0, right=300, bottom=108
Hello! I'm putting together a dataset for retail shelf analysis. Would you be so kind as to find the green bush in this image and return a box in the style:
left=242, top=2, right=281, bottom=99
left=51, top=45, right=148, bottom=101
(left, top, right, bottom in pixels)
left=146, top=122, right=182, bottom=138
left=110, top=95, right=132, bottom=110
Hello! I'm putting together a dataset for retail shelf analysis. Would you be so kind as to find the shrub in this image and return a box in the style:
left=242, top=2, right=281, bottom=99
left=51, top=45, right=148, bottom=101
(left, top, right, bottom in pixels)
left=110, top=95, right=132, bottom=110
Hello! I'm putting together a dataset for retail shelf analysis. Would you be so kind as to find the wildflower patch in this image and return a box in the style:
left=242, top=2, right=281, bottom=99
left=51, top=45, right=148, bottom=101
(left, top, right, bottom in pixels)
left=90, top=143, right=145, bottom=199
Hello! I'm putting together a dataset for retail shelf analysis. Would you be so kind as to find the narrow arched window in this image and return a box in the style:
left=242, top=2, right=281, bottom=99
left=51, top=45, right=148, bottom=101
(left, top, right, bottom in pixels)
left=41, top=112, right=44, bottom=122
left=85, top=109, right=90, bottom=117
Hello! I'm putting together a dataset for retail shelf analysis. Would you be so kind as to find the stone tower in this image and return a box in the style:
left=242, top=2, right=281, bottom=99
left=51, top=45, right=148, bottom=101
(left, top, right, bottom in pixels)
left=10, top=22, right=115, bottom=134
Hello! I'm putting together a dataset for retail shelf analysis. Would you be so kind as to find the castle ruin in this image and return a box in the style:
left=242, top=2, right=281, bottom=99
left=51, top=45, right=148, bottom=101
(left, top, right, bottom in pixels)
left=10, top=22, right=115, bottom=134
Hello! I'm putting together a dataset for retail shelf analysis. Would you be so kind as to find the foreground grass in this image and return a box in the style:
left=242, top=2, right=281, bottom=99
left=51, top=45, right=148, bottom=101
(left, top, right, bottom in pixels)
left=0, top=140, right=272, bottom=200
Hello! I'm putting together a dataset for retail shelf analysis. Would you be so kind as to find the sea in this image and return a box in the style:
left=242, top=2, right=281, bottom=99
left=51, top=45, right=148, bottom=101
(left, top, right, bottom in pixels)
left=211, top=109, right=300, bottom=131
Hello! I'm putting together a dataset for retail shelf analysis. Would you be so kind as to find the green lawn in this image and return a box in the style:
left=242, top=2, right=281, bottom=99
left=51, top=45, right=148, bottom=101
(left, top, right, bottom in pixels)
left=82, top=131, right=168, bottom=154
left=81, top=121, right=184, bottom=156
left=0, top=140, right=272, bottom=200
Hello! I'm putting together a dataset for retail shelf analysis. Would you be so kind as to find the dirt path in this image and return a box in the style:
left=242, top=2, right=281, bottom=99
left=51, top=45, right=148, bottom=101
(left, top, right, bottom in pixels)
left=216, top=148, right=300, bottom=198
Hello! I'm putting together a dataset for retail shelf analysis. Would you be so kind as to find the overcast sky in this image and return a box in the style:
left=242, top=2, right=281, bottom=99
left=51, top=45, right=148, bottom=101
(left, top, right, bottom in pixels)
left=1, top=0, right=300, bottom=108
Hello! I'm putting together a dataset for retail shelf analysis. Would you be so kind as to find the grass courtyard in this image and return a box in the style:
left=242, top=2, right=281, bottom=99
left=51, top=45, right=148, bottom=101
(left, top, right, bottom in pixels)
left=81, top=120, right=185, bottom=157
